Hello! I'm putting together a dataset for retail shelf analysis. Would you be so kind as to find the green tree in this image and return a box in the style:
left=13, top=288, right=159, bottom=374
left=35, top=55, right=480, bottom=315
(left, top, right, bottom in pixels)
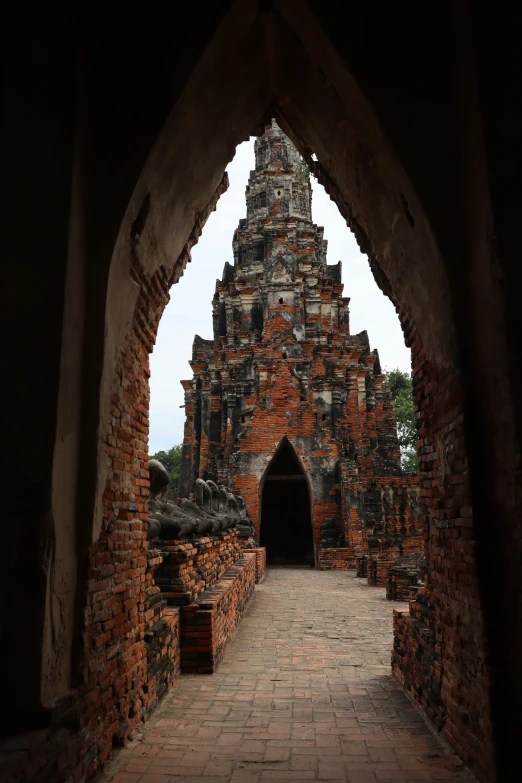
left=150, top=444, right=183, bottom=498
left=297, top=160, right=310, bottom=180
left=385, top=369, right=418, bottom=473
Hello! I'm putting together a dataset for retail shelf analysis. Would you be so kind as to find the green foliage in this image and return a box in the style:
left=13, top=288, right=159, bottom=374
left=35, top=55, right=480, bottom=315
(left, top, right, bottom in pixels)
left=385, top=369, right=418, bottom=474
left=297, top=160, right=310, bottom=180
left=150, top=444, right=182, bottom=498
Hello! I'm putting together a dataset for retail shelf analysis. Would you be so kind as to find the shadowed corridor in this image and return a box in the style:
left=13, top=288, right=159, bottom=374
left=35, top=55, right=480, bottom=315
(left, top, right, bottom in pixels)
left=100, top=569, right=472, bottom=783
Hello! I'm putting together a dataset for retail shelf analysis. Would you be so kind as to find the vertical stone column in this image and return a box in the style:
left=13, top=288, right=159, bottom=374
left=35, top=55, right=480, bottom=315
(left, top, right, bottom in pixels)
left=179, top=381, right=194, bottom=499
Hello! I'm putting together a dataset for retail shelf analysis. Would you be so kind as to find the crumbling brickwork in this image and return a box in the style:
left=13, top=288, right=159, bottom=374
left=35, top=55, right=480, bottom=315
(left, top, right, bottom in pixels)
left=243, top=546, right=267, bottom=582
left=367, top=556, right=394, bottom=587
left=5, top=7, right=520, bottom=781
left=0, top=177, right=231, bottom=783
left=179, top=121, right=420, bottom=568
left=318, top=548, right=354, bottom=570
left=153, top=530, right=243, bottom=606
left=386, top=553, right=425, bottom=600
left=389, top=319, right=489, bottom=772
left=180, top=552, right=256, bottom=673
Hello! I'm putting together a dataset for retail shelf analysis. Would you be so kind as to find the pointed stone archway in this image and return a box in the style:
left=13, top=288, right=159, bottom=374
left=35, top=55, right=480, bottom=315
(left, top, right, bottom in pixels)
left=4, top=3, right=521, bottom=780
left=260, top=438, right=314, bottom=566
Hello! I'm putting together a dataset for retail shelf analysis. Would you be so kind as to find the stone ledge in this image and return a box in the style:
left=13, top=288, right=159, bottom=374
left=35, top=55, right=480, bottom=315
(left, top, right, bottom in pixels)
left=318, top=547, right=355, bottom=570
left=154, top=529, right=243, bottom=606
left=180, top=553, right=257, bottom=673
left=243, top=547, right=266, bottom=582
left=367, top=556, right=394, bottom=587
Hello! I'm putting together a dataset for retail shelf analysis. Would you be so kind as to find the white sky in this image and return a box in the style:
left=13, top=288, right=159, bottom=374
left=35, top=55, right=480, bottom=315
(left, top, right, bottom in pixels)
left=149, top=138, right=411, bottom=454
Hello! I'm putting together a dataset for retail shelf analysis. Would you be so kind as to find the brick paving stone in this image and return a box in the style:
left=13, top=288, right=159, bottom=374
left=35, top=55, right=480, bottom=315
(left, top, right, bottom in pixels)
left=100, top=570, right=475, bottom=783
left=318, top=761, right=346, bottom=779
left=111, top=775, right=141, bottom=783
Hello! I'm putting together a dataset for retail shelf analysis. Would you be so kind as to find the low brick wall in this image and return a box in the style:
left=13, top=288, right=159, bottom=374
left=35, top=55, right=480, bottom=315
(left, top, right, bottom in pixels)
left=181, top=552, right=256, bottom=673
left=244, top=547, right=266, bottom=582
left=392, top=587, right=444, bottom=731
left=143, top=548, right=182, bottom=710
left=144, top=606, right=181, bottom=711
left=367, top=556, right=393, bottom=587
left=0, top=545, right=182, bottom=783
left=154, top=530, right=243, bottom=606
left=356, top=554, right=368, bottom=578
left=387, top=568, right=421, bottom=601
left=318, top=547, right=355, bottom=570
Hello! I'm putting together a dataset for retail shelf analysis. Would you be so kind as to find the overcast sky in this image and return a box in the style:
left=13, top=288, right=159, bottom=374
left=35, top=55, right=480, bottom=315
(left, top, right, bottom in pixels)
left=149, top=138, right=411, bottom=454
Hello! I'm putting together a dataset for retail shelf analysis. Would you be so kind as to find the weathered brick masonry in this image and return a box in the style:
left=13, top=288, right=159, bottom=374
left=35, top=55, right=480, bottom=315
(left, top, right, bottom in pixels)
left=5, top=9, right=519, bottom=782
left=180, top=552, right=257, bottom=673
left=388, top=320, right=490, bottom=774
left=386, top=553, right=424, bottom=600
left=153, top=530, right=243, bottom=607
left=308, top=147, right=494, bottom=775
left=367, top=556, right=394, bottom=587
left=1, top=122, right=489, bottom=783
left=318, top=548, right=354, bottom=570
left=0, top=179, right=229, bottom=783
left=179, top=121, right=421, bottom=569
left=149, top=523, right=262, bottom=673
left=244, top=546, right=267, bottom=582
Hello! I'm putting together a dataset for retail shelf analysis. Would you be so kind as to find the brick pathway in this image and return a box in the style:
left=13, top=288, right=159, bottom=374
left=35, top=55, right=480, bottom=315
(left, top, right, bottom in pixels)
left=100, top=568, right=473, bottom=783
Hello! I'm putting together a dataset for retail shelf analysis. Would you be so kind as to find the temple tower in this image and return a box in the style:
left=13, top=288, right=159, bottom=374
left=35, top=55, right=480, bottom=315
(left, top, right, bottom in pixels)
left=179, top=121, right=419, bottom=567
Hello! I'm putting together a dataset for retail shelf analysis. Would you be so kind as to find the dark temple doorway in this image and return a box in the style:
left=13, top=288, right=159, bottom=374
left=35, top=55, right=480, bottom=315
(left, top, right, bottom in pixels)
left=260, top=440, right=314, bottom=565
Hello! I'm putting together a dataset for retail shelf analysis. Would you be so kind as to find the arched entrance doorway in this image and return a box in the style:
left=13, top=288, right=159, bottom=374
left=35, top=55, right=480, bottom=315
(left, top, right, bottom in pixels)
left=260, top=439, right=314, bottom=566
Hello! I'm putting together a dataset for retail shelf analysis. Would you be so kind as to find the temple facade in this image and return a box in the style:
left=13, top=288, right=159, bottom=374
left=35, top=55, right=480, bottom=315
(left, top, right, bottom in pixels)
left=179, top=121, right=420, bottom=567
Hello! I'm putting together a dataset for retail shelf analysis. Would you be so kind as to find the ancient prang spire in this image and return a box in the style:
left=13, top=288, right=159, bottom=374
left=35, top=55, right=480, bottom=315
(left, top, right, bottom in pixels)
left=179, top=120, right=420, bottom=568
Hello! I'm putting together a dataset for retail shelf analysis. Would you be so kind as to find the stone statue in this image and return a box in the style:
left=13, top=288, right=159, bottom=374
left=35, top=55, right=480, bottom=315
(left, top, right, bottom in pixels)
left=320, top=518, right=345, bottom=548
left=236, top=495, right=257, bottom=542
left=148, top=459, right=170, bottom=499
left=147, top=460, right=254, bottom=542
left=206, top=480, right=221, bottom=514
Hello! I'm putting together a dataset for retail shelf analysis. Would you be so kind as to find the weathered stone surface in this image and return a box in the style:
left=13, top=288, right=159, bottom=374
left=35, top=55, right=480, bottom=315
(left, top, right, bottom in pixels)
left=179, top=121, right=421, bottom=568
left=5, top=6, right=519, bottom=782
left=180, top=552, right=257, bottom=673
left=99, top=568, right=474, bottom=783
left=148, top=458, right=170, bottom=497
left=386, top=552, right=425, bottom=601
left=148, top=467, right=255, bottom=542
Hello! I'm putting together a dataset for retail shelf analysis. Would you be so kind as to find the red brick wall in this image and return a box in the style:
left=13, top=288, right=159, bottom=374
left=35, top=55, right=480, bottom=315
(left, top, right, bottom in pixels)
left=154, top=530, right=243, bottom=606
left=390, top=314, right=491, bottom=778
left=228, top=359, right=340, bottom=548
left=0, top=179, right=230, bottom=783
left=342, top=473, right=422, bottom=563
left=180, top=553, right=256, bottom=673
left=243, top=546, right=267, bottom=583
left=387, top=573, right=420, bottom=602
left=318, top=548, right=355, bottom=570
left=0, top=547, right=181, bottom=783
left=367, top=556, right=394, bottom=587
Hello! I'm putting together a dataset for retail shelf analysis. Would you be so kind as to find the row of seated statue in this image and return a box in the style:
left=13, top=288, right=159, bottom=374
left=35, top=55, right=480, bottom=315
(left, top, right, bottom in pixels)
left=147, top=459, right=256, bottom=542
